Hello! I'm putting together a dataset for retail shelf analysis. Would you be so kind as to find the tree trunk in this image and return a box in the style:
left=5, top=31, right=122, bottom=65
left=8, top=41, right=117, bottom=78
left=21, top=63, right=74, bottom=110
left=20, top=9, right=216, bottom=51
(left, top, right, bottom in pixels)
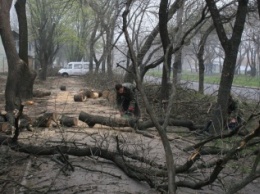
left=0, top=0, right=21, bottom=111
left=197, top=25, right=214, bottom=94
left=205, top=0, right=248, bottom=134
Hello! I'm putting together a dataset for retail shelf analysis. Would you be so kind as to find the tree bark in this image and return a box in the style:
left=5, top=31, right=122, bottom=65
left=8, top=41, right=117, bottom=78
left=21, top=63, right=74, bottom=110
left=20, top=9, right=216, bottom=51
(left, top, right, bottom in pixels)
left=205, top=0, right=248, bottom=134
left=0, top=0, right=36, bottom=114
left=79, top=111, right=197, bottom=131
left=33, top=90, right=51, bottom=98
left=197, top=24, right=215, bottom=94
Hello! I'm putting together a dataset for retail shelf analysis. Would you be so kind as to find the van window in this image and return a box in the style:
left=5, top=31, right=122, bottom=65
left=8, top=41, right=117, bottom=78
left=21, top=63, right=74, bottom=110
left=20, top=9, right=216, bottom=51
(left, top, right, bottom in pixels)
left=74, top=64, right=82, bottom=69
left=68, top=64, right=73, bottom=69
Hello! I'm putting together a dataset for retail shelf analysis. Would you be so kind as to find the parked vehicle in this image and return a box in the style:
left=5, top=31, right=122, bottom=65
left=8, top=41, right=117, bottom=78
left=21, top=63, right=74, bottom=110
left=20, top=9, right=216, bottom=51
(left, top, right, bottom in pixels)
left=58, top=62, right=94, bottom=77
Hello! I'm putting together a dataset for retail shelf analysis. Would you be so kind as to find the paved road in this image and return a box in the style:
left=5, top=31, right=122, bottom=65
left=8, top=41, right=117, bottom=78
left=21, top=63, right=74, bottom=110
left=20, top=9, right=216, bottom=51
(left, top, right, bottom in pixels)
left=143, top=76, right=260, bottom=102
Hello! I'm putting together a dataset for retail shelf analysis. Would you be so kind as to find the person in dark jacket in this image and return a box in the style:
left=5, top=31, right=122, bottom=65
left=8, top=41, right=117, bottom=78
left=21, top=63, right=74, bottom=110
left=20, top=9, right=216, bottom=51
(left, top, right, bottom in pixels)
left=115, top=83, right=140, bottom=118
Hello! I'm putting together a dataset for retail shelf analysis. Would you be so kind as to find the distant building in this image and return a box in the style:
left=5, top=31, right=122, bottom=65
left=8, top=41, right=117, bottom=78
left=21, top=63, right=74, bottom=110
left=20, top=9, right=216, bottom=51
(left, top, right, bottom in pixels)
left=0, top=30, right=35, bottom=72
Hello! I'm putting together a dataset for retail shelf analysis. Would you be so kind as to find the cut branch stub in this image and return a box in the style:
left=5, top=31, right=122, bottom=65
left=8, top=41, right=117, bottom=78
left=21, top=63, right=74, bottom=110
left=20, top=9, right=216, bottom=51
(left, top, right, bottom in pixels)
left=60, top=115, right=78, bottom=127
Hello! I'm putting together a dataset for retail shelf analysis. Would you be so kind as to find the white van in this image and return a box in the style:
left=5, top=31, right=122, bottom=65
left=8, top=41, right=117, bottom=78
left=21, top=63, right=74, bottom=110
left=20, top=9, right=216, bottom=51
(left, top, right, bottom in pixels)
left=58, top=62, right=93, bottom=77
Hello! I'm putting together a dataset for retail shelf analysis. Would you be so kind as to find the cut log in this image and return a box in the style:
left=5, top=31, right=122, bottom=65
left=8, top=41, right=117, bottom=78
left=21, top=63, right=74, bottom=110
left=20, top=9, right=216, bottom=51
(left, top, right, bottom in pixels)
left=79, top=88, right=102, bottom=99
left=90, top=91, right=100, bottom=99
left=74, top=93, right=86, bottom=102
left=33, top=113, right=57, bottom=128
left=1, top=110, right=7, bottom=116
left=60, top=85, right=66, bottom=91
left=0, top=122, right=12, bottom=134
left=79, top=111, right=197, bottom=131
left=60, top=115, right=78, bottom=127
left=79, top=111, right=137, bottom=128
left=19, top=114, right=33, bottom=131
left=79, top=89, right=91, bottom=98
left=33, top=90, right=51, bottom=97
left=102, top=90, right=116, bottom=103
left=102, top=90, right=110, bottom=98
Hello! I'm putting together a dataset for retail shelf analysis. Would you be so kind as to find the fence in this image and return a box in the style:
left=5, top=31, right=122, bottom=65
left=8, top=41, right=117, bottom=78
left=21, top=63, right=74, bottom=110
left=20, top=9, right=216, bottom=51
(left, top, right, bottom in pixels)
left=0, top=55, right=8, bottom=73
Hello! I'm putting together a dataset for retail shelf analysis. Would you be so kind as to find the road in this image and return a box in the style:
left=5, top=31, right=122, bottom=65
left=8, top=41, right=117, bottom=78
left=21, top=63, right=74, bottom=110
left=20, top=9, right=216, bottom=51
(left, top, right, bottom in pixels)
left=143, top=76, right=260, bottom=102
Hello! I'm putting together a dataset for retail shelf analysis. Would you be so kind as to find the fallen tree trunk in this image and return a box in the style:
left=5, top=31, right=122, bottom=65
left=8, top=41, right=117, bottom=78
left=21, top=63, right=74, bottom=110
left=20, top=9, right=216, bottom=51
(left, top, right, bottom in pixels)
left=78, top=111, right=198, bottom=130
left=79, top=111, right=132, bottom=128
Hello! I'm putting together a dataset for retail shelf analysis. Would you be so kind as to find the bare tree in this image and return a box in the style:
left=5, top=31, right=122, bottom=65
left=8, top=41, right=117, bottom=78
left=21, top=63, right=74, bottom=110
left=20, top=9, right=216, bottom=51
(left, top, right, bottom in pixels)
left=0, top=0, right=35, bottom=113
left=205, top=0, right=249, bottom=134
left=28, top=0, right=72, bottom=80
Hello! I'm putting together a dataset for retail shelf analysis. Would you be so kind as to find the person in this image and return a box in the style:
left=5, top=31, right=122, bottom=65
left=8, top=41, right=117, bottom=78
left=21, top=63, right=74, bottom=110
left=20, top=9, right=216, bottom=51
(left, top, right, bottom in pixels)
left=227, top=94, right=243, bottom=130
left=115, top=83, right=140, bottom=119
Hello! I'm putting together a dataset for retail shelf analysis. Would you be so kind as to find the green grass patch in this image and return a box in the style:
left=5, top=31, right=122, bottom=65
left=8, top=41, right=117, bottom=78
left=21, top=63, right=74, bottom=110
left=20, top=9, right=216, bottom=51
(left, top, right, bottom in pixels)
left=147, top=70, right=260, bottom=87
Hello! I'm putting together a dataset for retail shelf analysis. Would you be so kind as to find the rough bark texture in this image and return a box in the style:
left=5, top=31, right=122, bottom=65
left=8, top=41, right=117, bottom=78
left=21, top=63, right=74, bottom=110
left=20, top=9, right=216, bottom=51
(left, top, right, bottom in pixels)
left=33, top=90, right=51, bottom=98
left=0, top=0, right=36, bottom=113
left=205, top=0, right=248, bottom=134
left=78, top=111, right=197, bottom=131
left=197, top=24, right=215, bottom=94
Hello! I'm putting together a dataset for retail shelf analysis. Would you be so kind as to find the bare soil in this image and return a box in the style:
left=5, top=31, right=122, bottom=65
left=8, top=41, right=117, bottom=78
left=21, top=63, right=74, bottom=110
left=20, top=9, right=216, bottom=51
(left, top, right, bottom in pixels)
left=0, top=75, right=259, bottom=194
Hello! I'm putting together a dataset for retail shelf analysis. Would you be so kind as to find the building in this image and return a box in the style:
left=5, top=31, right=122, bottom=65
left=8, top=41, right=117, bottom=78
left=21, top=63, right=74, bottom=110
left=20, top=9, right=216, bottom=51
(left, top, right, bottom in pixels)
left=0, top=30, right=35, bottom=72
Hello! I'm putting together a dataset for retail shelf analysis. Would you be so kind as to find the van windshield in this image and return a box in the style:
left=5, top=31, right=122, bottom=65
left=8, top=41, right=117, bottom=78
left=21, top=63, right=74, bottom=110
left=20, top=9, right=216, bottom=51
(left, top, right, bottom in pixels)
left=64, top=64, right=72, bottom=69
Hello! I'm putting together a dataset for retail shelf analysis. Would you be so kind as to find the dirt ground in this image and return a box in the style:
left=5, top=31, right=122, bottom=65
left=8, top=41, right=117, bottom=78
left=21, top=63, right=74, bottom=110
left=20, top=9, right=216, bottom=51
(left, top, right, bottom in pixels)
left=0, top=75, right=259, bottom=194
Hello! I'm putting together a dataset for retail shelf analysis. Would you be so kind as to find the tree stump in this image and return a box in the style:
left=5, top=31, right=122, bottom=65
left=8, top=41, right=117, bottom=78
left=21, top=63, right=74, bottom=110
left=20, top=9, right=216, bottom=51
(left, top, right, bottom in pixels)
left=33, top=113, right=57, bottom=128
left=74, top=93, right=86, bottom=102
left=60, top=115, right=78, bottom=127
left=60, top=85, right=66, bottom=91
